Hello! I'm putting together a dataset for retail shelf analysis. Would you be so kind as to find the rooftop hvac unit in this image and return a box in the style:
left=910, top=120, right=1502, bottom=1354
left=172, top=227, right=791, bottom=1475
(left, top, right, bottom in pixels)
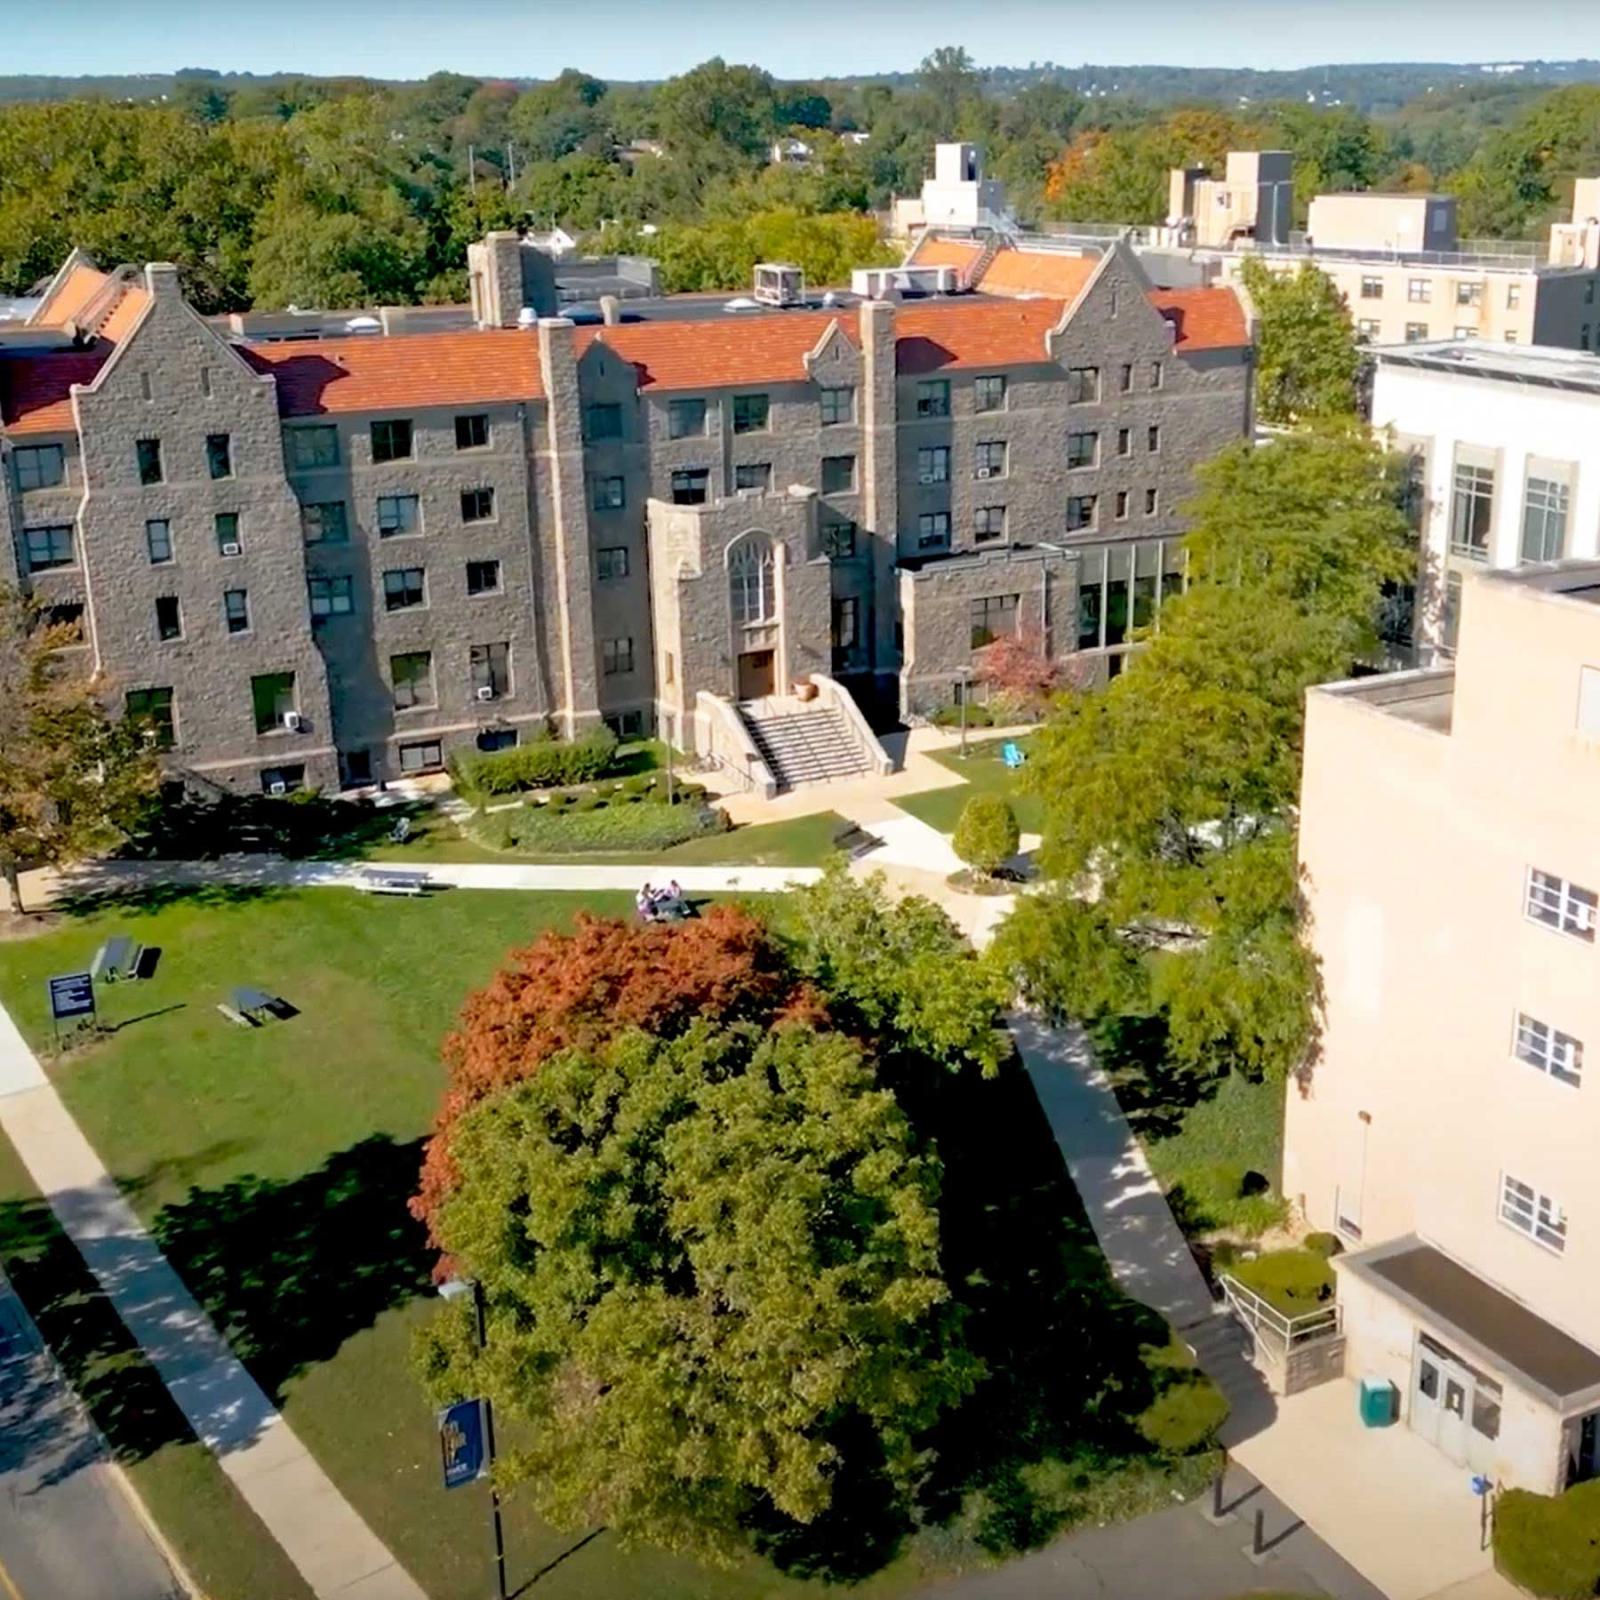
left=282, top=710, right=303, bottom=732
left=221, top=541, right=242, bottom=557
left=268, top=780, right=287, bottom=797
left=476, top=684, right=496, bottom=702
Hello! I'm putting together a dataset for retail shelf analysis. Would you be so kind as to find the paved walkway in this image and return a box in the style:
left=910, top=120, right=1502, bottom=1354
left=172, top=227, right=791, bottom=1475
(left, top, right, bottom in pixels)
left=0, top=1005, right=426, bottom=1600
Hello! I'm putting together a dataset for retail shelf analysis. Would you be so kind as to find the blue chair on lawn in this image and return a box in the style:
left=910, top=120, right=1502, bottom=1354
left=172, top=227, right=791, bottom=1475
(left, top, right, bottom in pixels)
left=1001, top=741, right=1027, bottom=770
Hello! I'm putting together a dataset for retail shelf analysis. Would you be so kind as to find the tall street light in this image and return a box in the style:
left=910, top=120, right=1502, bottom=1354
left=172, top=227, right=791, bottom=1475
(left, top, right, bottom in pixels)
left=956, top=664, right=974, bottom=759
left=439, top=1277, right=508, bottom=1600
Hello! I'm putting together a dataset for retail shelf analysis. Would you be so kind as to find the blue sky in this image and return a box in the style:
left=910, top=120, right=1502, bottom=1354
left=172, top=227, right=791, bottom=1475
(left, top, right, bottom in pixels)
left=6, top=0, right=1584, bottom=81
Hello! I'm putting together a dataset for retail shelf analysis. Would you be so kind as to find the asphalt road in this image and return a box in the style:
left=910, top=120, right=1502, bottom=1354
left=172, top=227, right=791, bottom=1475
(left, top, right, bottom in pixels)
left=0, top=1274, right=183, bottom=1600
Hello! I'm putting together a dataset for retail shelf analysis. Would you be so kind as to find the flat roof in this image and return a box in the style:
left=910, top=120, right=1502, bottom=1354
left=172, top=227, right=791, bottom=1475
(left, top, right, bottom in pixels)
left=1374, top=339, right=1600, bottom=395
left=1350, top=1237, right=1600, bottom=1409
left=1319, top=667, right=1455, bottom=733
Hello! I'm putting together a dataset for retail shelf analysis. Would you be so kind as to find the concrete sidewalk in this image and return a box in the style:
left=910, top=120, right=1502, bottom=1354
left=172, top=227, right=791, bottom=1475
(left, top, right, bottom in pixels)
left=0, top=1003, right=426, bottom=1600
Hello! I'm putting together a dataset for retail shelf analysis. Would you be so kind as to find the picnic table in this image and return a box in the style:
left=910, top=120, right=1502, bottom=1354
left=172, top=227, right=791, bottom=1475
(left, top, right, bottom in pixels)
left=91, top=935, right=143, bottom=983
left=231, top=986, right=280, bottom=1018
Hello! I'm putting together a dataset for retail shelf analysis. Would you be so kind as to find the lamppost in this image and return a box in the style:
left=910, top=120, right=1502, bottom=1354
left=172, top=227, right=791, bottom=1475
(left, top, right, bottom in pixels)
left=439, top=1278, right=508, bottom=1600
left=955, top=664, right=973, bottom=759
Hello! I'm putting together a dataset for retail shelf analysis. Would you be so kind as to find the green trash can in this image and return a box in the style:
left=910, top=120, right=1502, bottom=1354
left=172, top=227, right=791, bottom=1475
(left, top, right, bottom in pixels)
left=1359, top=1375, right=1397, bottom=1427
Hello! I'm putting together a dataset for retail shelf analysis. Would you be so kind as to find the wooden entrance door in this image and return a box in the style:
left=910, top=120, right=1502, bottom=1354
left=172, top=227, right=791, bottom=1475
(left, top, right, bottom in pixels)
left=737, top=649, right=775, bottom=700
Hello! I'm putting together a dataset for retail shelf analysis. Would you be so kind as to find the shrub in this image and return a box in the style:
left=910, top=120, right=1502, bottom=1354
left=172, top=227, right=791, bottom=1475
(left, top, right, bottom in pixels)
left=481, top=801, right=729, bottom=856
left=1494, top=1481, right=1600, bottom=1599
left=1228, top=1248, right=1335, bottom=1316
left=621, top=773, right=655, bottom=796
left=1304, top=1231, right=1342, bottom=1259
left=1137, top=1376, right=1229, bottom=1454
left=448, top=727, right=620, bottom=796
left=932, top=702, right=995, bottom=729
left=953, top=794, right=1021, bottom=876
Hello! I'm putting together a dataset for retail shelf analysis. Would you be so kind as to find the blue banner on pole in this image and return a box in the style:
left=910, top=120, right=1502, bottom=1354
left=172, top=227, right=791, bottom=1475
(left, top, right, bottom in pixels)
left=440, top=1399, right=487, bottom=1490
left=47, top=973, right=95, bottom=1022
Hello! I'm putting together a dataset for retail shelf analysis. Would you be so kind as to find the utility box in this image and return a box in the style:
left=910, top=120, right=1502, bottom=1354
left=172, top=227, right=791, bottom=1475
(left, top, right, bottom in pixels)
left=1359, top=1375, right=1398, bottom=1427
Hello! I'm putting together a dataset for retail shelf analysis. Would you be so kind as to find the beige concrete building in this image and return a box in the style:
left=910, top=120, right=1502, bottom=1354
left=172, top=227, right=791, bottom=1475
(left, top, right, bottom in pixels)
left=1286, top=563, right=1600, bottom=1493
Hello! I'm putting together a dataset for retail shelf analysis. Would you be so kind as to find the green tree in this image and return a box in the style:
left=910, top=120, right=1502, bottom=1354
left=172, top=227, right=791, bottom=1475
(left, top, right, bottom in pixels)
left=415, top=1020, right=978, bottom=1562
left=0, top=587, right=158, bottom=912
left=919, top=46, right=981, bottom=109
left=1239, top=258, right=1360, bottom=425
left=653, top=58, right=777, bottom=174
left=953, top=794, right=1020, bottom=878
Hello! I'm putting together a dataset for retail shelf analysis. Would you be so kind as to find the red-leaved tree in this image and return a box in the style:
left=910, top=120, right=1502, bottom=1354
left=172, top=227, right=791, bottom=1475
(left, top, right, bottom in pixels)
left=974, top=623, right=1092, bottom=715
left=412, top=906, right=822, bottom=1253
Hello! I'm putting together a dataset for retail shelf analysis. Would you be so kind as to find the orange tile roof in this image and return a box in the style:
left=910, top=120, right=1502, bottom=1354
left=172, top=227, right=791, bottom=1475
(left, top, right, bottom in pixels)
left=0, top=348, right=111, bottom=434
left=97, top=286, right=150, bottom=345
left=32, top=261, right=111, bottom=328
left=911, top=238, right=985, bottom=275
left=575, top=312, right=854, bottom=390
left=896, top=297, right=1065, bottom=373
left=977, top=249, right=1098, bottom=301
left=1149, top=286, right=1249, bottom=351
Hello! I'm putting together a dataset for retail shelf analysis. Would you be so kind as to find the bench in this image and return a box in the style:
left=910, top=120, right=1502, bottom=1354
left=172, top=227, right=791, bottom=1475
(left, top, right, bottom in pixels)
left=216, top=1003, right=257, bottom=1028
left=91, top=935, right=143, bottom=984
left=358, top=869, right=430, bottom=897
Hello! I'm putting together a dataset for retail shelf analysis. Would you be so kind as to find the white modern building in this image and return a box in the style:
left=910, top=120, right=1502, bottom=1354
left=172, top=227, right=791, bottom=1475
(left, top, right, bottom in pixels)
left=891, top=143, right=1012, bottom=237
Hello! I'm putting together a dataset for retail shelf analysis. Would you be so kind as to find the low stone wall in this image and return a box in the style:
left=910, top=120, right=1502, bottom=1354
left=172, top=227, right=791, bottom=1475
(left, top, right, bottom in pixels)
left=693, top=691, right=777, bottom=798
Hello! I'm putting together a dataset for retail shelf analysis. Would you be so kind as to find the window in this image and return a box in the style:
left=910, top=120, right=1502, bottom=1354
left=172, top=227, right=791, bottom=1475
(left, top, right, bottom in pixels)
left=1357, top=318, right=1381, bottom=341
left=917, top=512, right=950, bottom=549
left=1588, top=279, right=1597, bottom=305
left=1115, top=489, right=1130, bottom=519
left=596, top=546, right=629, bottom=580
left=223, top=589, right=250, bottom=634
left=399, top=740, right=443, bottom=774
left=309, top=574, right=354, bottom=618
left=916, top=446, right=949, bottom=484
left=821, top=455, right=856, bottom=494
left=975, top=505, right=1006, bottom=543
left=474, top=730, right=515, bottom=755
left=136, top=438, right=163, bottom=485
left=671, top=468, right=709, bottom=505
left=1066, top=431, right=1098, bottom=470
left=461, top=487, right=495, bottom=523
left=974, top=375, right=1007, bottom=413
left=970, top=593, right=1019, bottom=649
left=126, top=687, right=175, bottom=749
left=1116, top=427, right=1131, bottom=457
left=145, top=519, right=173, bottom=564
left=1147, top=424, right=1161, bottom=453
left=1145, top=488, right=1159, bottom=516
left=1360, top=276, right=1383, bottom=299
left=667, top=398, right=706, bottom=438
left=1450, top=462, right=1495, bottom=560
left=377, top=494, right=421, bottom=538
left=1455, top=326, right=1481, bottom=340
left=1066, top=367, right=1100, bottom=404
left=1442, top=571, right=1463, bottom=653
left=1456, top=282, right=1482, bottom=307
left=465, top=559, right=501, bottom=595
left=831, top=596, right=859, bottom=666
left=301, top=501, right=348, bottom=544
left=1526, top=868, right=1597, bottom=941
left=250, top=671, right=297, bottom=733
left=1077, top=582, right=1102, bottom=649
left=205, top=433, right=232, bottom=480
left=1405, top=322, right=1428, bottom=343
left=1407, top=278, right=1432, bottom=303
left=602, top=637, right=634, bottom=675
left=582, top=474, right=622, bottom=513
left=1066, top=494, right=1097, bottom=532
left=155, top=595, right=182, bottom=641
left=23, top=525, right=73, bottom=571
left=1500, top=1174, right=1567, bottom=1253
left=974, top=440, right=1007, bottom=478
left=390, top=651, right=434, bottom=711
left=370, top=419, right=413, bottom=462
left=14, top=444, right=64, bottom=490
left=288, top=426, right=339, bottom=469
left=1506, top=284, right=1522, bottom=310
left=1514, top=1013, right=1583, bottom=1088
left=734, top=462, right=771, bottom=493
left=915, top=380, right=949, bottom=418
left=383, top=567, right=426, bottom=611
left=1119, top=363, right=1133, bottom=393
left=1149, top=361, right=1163, bottom=390
left=214, top=512, right=241, bottom=555
left=728, top=537, right=774, bottom=625
left=731, top=394, right=769, bottom=434
left=819, top=386, right=855, bottom=426
left=455, top=413, right=490, bottom=450
left=824, top=520, right=857, bottom=559
left=260, top=764, right=305, bottom=796
left=1522, top=476, right=1570, bottom=563
left=470, top=641, right=511, bottom=698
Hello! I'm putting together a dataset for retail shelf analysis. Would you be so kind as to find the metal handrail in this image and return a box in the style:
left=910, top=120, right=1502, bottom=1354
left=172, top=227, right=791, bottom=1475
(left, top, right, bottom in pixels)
left=1219, top=1272, right=1341, bottom=1357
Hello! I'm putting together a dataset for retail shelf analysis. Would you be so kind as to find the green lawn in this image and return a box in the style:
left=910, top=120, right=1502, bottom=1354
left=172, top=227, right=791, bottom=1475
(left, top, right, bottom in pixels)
left=895, top=741, right=1045, bottom=837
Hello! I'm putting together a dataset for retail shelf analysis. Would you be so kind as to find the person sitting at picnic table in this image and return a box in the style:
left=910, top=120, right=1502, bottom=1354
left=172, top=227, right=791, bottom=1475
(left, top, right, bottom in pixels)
left=637, top=882, right=688, bottom=922
left=636, top=882, right=656, bottom=920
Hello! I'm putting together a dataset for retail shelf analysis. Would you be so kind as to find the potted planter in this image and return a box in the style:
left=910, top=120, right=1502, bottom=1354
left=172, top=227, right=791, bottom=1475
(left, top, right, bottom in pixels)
left=793, top=679, right=818, bottom=703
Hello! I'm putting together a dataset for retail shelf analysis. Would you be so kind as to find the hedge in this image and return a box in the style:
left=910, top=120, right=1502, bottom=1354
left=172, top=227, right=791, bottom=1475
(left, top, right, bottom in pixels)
left=932, top=702, right=995, bottom=729
left=1225, top=1248, right=1335, bottom=1318
left=1495, top=1481, right=1600, bottom=1599
left=476, top=800, right=729, bottom=855
left=1137, top=1375, right=1230, bottom=1455
left=448, top=728, right=619, bottom=796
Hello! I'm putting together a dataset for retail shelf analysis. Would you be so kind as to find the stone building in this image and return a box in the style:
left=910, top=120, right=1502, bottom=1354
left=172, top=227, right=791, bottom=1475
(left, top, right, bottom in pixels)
left=0, top=236, right=1251, bottom=794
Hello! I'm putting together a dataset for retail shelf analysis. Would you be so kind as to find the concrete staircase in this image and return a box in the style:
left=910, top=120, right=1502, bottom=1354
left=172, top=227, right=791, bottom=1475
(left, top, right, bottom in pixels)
left=740, top=701, right=873, bottom=791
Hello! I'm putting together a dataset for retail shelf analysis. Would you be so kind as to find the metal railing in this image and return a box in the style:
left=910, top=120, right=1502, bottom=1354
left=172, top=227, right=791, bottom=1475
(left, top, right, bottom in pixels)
left=1219, top=1273, right=1341, bottom=1364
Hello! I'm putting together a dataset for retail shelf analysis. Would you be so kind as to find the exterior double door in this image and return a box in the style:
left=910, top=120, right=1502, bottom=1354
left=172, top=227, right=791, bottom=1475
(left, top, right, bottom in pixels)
left=737, top=650, right=775, bottom=701
left=1411, top=1333, right=1500, bottom=1473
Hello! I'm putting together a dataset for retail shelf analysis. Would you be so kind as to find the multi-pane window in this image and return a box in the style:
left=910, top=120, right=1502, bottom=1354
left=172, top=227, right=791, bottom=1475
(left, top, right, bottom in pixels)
left=974, top=375, right=1007, bottom=413
left=671, top=468, right=709, bottom=505
left=250, top=671, right=296, bottom=733
left=1066, top=367, right=1100, bottom=404
left=728, top=539, right=774, bottom=625
left=734, top=462, right=772, bottom=492
left=383, top=567, right=426, bottom=611
left=206, top=433, right=232, bottom=480
left=819, top=386, right=855, bottom=426
left=13, top=444, right=64, bottom=490
left=973, top=440, right=1007, bottom=478
left=377, top=494, right=421, bottom=537
left=591, top=475, right=625, bottom=511
left=1514, top=1013, right=1583, bottom=1088
left=917, top=512, right=950, bottom=549
left=917, top=446, right=950, bottom=483
left=1407, top=278, right=1432, bottom=303
left=1403, top=322, right=1428, bottom=343
left=1507, top=283, right=1523, bottom=309
left=465, top=559, right=501, bottom=596
left=155, top=595, right=182, bottom=641
left=309, top=575, right=355, bottom=618
left=821, top=455, right=856, bottom=494
left=1526, top=867, right=1597, bottom=941
left=970, top=593, right=1019, bottom=649
left=136, top=438, right=163, bottom=485
left=1442, top=571, right=1463, bottom=654
left=370, top=419, right=413, bottom=462
left=126, top=687, right=175, bottom=749
left=915, top=380, right=950, bottom=418
left=460, top=487, right=495, bottom=522
left=602, top=636, right=634, bottom=675
left=975, top=505, right=1006, bottom=543
left=215, top=512, right=241, bottom=555
left=145, top=518, right=173, bottom=564
left=1077, top=584, right=1102, bottom=650
left=1449, top=463, right=1494, bottom=559
left=399, top=740, right=443, bottom=773
left=832, top=596, right=859, bottom=663
left=288, top=426, right=339, bottom=469
left=731, top=394, right=769, bottom=434
left=667, top=398, right=706, bottom=438
left=1500, top=1175, right=1567, bottom=1253
left=1456, top=282, right=1483, bottom=307
left=455, top=413, right=490, bottom=450
left=390, top=651, right=434, bottom=710
left=1521, top=476, right=1569, bottom=563
left=1147, top=424, right=1161, bottom=453
left=596, top=546, right=629, bottom=580
left=470, top=641, right=511, bottom=698
left=302, top=502, right=348, bottom=544
left=1066, top=494, right=1097, bottom=532
left=1455, top=326, right=1481, bottom=341
left=823, top=521, right=857, bottom=559
left=23, top=525, right=73, bottom=571
left=1360, top=276, right=1383, bottom=299
left=223, top=589, right=250, bottom=634
left=1066, top=431, right=1098, bottom=469
left=1357, top=318, right=1381, bottom=341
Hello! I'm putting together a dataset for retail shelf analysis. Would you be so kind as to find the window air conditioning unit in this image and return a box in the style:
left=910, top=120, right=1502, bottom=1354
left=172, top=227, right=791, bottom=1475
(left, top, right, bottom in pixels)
left=282, top=710, right=303, bottom=731
left=918, top=473, right=935, bottom=485
left=975, top=466, right=993, bottom=479
left=221, top=541, right=242, bottom=557
left=476, top=684, right=496, bottom=702
left=268, top=780, right=287, bottom=797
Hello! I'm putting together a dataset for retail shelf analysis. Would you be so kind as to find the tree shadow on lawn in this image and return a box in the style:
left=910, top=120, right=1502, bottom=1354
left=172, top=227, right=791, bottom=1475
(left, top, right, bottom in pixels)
left=1091, top=1011, right=1224, bottom=1142
left=51, top=880, right=287, bottom=920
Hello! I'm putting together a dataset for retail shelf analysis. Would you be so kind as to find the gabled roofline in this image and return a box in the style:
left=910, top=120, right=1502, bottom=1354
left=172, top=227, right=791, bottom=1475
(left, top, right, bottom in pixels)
left=26, top=247, right=101, bottom=327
